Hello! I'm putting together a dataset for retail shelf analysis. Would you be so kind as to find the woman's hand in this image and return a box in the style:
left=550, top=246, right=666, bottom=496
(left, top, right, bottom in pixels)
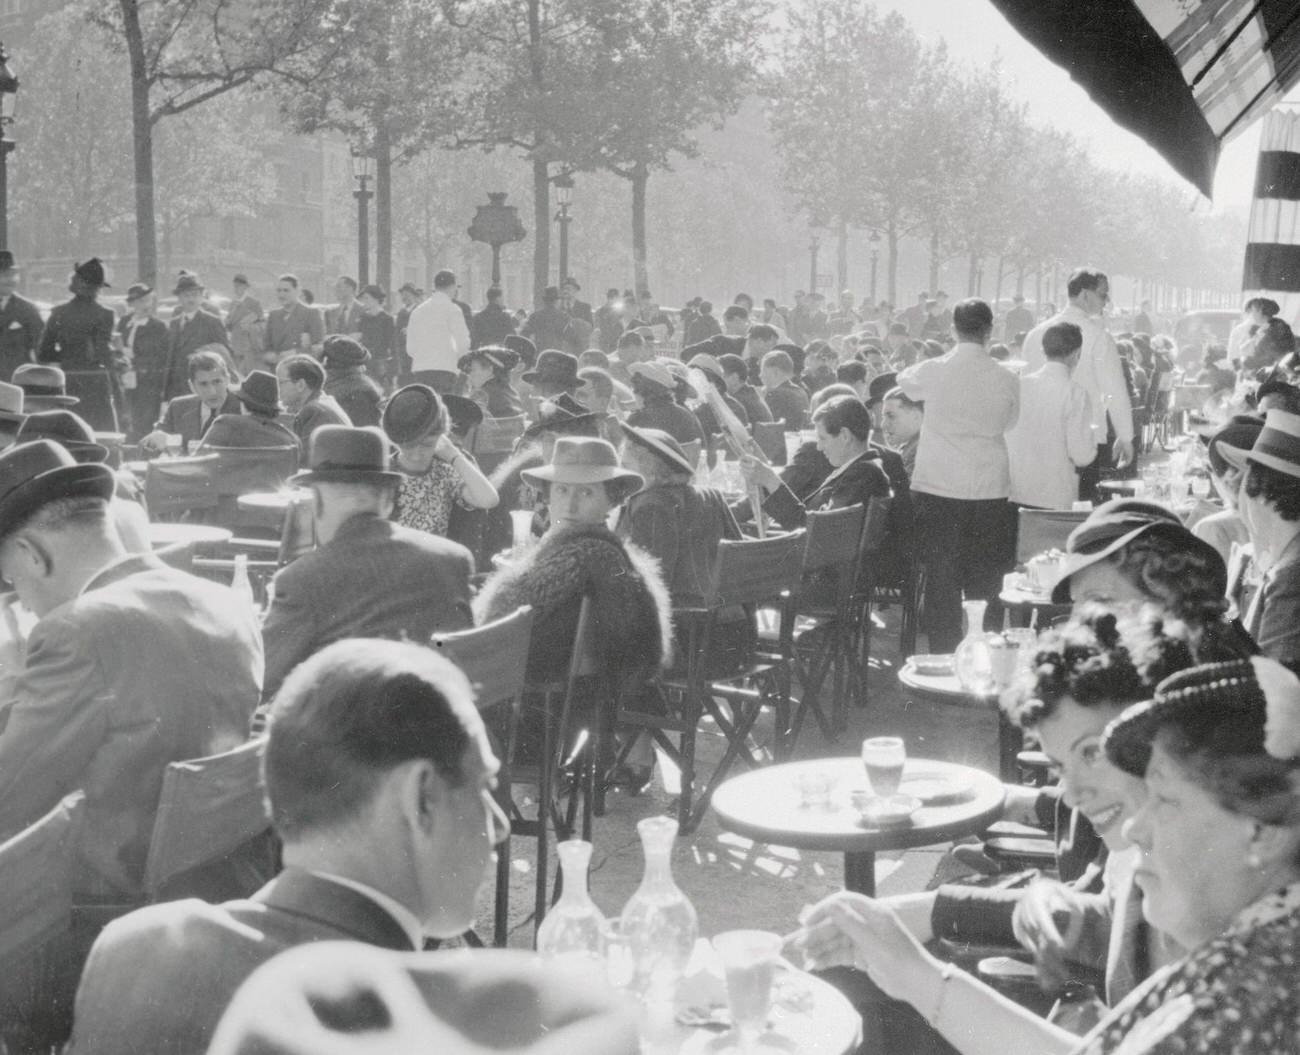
left=739, top=454, right=781, bottom=495
left=791, top=892, right=939, bottom=1003
left=1011, top=880, right=1084, bottom=992
left=434, top=434, right=461, bottom=464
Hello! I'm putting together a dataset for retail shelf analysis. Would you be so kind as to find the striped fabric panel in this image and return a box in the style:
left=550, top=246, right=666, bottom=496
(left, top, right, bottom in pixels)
left=1244, top=109, right=1300, bottom=324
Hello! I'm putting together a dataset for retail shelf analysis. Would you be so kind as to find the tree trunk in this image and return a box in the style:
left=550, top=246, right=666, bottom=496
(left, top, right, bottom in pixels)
left=994, top=255, right=1005, bottom=305
left=887, top=224, right=899, bottom=306
left=967, top=252, right=979, bottom=297
left=161, top=211, right=172, bottom=280
left=375, top=124, right=393, bottom=297
left=532, top=158, right=550, bottom=308
left=928, top=230, right=940, bottom=294
left=631, top=160, right=649, bottom=296
left=121, top=0, right=157, bottom=285
left=836, top=217, right=848, bottom=293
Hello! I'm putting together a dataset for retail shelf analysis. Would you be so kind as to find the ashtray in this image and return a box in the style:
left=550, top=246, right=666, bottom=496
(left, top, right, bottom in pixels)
left=910, top=654, right=953, bottom=676
left=850, top=791, right=921, bottom=827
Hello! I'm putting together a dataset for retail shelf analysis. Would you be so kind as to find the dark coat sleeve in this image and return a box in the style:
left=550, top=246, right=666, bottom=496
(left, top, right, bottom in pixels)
left=260, top=563, right=318, bottom=701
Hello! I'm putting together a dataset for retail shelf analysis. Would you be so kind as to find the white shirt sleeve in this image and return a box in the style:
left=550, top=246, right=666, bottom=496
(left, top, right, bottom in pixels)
left=405, top=302, right=430, bottom=368
left=1067, top=385, right=1098, bottom=467
left=1096, top=331, right=1135, bottom=442
left=450, top=300, right=471, bottom=358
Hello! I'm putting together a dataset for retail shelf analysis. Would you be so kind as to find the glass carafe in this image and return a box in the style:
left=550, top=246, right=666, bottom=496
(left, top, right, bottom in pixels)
left=954, top=598, right=995, bottom=694
left=620, top=816, right=698, bottom=997
left=536, top=840, right=606, bottom=963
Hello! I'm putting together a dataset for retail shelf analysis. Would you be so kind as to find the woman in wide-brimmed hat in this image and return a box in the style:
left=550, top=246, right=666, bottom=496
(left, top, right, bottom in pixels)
left=382, top=384, right=498, bottom=539
left=457, top=345, right=523, bottom=418
left=475, top=437, right=671, bottom=776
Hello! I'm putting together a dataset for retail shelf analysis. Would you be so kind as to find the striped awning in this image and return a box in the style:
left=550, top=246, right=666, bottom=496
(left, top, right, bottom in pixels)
left=1244, top=108, right=1300, bottom=324
left=989, top=0, right=1300, bottom=197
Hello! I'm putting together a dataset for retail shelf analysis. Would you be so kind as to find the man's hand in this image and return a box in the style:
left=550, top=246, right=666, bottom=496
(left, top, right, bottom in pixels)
left=1111, top=438, right=1134, bottom=469
left=739, top=454, right=781, bottom=495
left=139, top=429, right=168, bottom=453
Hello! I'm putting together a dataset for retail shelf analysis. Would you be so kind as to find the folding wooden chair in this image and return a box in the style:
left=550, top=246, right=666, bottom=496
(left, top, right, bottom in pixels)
left=1015, top=508, right=1087, bottom=564
left=207, top=446, right=301, bottom=532
left=142, top=738, right=274, bottom=903
left=433, top=605, right=534, bottom=947
left=846, top=496, right=892, bottom=711
left=0, top=793, right=84, bottom=1052
left=776, top=505, right=866, bottom=747
left=631, top=532, right=803, bottom=832
left=144, top=454, right=219, bottom=520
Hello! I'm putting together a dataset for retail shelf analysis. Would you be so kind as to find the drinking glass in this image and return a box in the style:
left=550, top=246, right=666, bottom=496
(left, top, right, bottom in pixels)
left=861, top=737, right=906, bottom=798
left=793, top=769, right=834, bottom=809
left=509, top=509, right=534, bottom=553
left=713, top=930, right=783, bottom=1051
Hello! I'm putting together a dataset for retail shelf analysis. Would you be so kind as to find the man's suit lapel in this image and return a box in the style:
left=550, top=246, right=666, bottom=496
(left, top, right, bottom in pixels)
left=258, top=869, right=415, bottom=950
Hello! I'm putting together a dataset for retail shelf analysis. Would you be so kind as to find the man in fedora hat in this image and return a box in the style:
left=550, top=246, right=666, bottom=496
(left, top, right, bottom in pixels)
left=560, top=277, right=592, bottom=326
left=521, top=349, right=581, bottom=399
left=225, top=274, right=265, bottom=376
left=322, top=335, right=384, bottom=427
left=276, top=353, right=350, bottom=446
left=520, top=286, right=570, bottom=357
left=197, top=369, right=299, bottom=451
left=118, top=283, right=169, bottom=441
left=164, top=271, right=233, bottom=401
left=38, top=258, right=120, bottom=432
left=0, top=440, right=262, bottom=898
left=13, top=363, right=79, bottom=413
left=626, top=360, right=706, bottom=449
left=261, top=425, right=474, bottom=698
left=1219, top=408, right=1300, bottom=665
left=404, top=270, right=470, bottom=393
left=0, top=251, right=43, bottom=383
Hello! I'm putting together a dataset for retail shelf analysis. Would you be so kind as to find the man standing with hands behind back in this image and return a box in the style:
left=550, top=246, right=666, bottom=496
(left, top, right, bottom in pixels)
left=1020, top=268, right=1134, bottom=502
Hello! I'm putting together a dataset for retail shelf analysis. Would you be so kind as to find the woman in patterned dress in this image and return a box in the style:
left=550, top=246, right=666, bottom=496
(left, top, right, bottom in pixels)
left=792, top=655, right=1300, bottom=1055
left=382, top=384, right=497, bottom=538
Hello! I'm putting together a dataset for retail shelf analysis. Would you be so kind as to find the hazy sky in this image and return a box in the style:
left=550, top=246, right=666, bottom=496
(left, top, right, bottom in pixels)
left=871, top=0, right=1300, bottom=212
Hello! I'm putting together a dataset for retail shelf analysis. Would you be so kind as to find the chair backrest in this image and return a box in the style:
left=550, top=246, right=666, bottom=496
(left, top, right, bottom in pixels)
left=708, top=531, right=805, bottom=608
left=145, top=455, right=219, bottom=517
left=143, top=738, right=269, bottom=900
left=470, top=415, right=527, bottom=458
left=800, top=504, right=866, bottom=575
left=750, top=421, right=787, bottom=466
left=0, top=792, right=83, bottom=962
left=434, top=606, right=535, bottom=718
left=1015, top=508, right=1088, bottom=564
left=277, top=490, right=317, bottom=566
left=209, top=446, right=301, bottom=499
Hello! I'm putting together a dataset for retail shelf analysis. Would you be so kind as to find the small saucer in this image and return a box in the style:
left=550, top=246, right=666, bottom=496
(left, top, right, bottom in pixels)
left=850, top=792, right=922, bottom=827
left=910, top=654, right=953, bottom=676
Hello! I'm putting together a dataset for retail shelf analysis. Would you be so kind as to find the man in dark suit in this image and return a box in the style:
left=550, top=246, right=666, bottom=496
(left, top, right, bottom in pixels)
left=141, top=350, right=241, bottom=453
left=67, top=638, right=510, bottom=1055
left=162, top=271, right=233, bottom=401
left=324, top=276, right=365, bottom=337
left=261, top=426, right=475, bottom=697
left=0, top=440, right=263, bottom=898
left=759, top=349, right=811, bottom=431
left=118, top=282, right=170, bottom=440
left=470, top=285, right=516, bottom=349
left=0, top=252, right=43, bottom=381
left=38, top=258, right=120, bottom=431
left=560, top=276, right=593, bottom=325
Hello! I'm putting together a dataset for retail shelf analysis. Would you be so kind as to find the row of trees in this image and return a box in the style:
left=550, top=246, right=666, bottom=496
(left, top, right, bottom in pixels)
left=12, top=0, right=1245, bottom=306
left=768, top=0, right=1245, bottom=305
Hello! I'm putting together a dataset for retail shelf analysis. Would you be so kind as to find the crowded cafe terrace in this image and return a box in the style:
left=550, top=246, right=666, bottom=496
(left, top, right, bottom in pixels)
left=0, top=260, right=1297, bottom=1055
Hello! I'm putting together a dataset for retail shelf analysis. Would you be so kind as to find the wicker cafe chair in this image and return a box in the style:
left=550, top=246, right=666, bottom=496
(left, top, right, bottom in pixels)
left=433, top=605, right=534, bottom=947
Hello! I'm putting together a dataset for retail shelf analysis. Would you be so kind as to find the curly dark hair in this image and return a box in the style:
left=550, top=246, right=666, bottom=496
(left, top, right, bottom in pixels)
left=1244, top=462, right=1300, bottom=523
left=1001, top=608, right=1195, bottom=730
left=1105, top=529, right=1229, bottom=628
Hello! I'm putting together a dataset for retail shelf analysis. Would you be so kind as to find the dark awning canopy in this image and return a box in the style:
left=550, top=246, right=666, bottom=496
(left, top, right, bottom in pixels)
left=989, top=0, right=1300, bottom=197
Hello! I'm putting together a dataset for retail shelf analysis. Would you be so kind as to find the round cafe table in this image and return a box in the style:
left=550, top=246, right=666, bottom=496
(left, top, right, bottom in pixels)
left=147, top=523, right=232, bottom=549
left=898, top=661, right=1024, bottom=782
left=711, top=757, right=1004, bottom=897
left=673, top=942, right=862, bottom=1055
left=236, top=490, right=310, bottom=532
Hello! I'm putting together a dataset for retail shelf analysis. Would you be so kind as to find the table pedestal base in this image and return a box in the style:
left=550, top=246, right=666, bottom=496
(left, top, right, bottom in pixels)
left=844, top=851, right=875, bottom=896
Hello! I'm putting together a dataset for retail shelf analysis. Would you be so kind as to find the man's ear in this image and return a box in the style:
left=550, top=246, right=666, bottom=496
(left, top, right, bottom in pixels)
left=11, top=535, right=50, bottom=579
left=398, top=759, right=443, bottom=837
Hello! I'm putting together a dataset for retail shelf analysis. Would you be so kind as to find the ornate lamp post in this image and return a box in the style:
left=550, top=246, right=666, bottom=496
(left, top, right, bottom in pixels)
left=554, top=173, right=574, bottom=285
left=869, top=229, right=881, bottom=305
left=468, top=192, right=527, bottom=287
left=0, top=46, right=19, bottom=250
left=350, top=148, right=375, bottom=286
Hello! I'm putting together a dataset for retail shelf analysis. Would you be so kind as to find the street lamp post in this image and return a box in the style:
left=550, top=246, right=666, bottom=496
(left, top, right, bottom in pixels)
left=0, top=45, right=19, bottom=250
left=554, top=173, right=574, bottom=285
left=869, top=229, right=880, bottom=305
left=350, top=148, right=375, bottom=287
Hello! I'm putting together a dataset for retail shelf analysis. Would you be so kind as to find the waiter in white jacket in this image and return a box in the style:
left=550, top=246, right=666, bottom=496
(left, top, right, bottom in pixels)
left=404, top=269, right=471, bottom=393
left=1021, top=268, right=1133, bottom=502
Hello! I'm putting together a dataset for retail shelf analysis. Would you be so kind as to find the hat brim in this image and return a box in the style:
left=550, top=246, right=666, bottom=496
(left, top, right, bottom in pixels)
left=23, top=395, right=79, bottom=409
left=520, top=464, right=643, bottom=492
left=1244, top=448, right=1300, bottom=480
left=1049, top=520, right=1221, bottom=604
left=619, top=423, right=694, bottom=476
left=0, top=462, right=116, bottom=541
left=288, top=468, right=404, bottom=486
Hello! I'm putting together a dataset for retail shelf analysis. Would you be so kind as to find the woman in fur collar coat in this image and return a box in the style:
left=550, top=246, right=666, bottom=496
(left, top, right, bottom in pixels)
left=474, top=436, right=672, bottom=687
